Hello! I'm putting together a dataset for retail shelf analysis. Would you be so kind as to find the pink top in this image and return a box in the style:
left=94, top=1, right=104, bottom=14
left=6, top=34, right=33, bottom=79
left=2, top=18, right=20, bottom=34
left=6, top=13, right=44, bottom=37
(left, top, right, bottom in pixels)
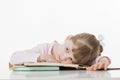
left=10, top=41, right=109, bottom=65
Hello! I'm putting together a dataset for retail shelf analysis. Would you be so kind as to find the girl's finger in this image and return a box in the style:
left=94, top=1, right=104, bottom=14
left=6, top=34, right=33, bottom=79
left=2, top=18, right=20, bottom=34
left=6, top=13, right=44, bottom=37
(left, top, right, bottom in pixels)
left=91, top=64, right=97, bottom=71
left=61, top=59, right=72, bottom=64
left=98, top=63, right=104, bottom=69
left=104, top=63, right=109, bottom=70
left=93, top=64, right=98, bottom=71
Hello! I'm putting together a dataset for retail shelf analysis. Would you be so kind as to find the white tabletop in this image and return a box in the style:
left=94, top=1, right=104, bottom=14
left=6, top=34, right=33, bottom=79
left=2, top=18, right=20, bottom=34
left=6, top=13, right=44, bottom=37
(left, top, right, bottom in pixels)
left=1, top=70, right=120, bottom=80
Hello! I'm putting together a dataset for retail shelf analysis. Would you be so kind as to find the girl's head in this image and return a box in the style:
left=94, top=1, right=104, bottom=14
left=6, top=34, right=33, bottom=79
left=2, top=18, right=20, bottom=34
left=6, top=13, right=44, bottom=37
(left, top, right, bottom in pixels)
left=54, top=33, right=103, bottom=65
left=70, top=33, right=103, bottom=65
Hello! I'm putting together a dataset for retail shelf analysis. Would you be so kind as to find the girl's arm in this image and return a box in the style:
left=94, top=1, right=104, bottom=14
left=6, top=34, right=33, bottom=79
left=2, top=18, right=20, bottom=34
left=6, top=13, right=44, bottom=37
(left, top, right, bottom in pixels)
left=10, top=50, right=41, bottom=65
left=10, top=43, right=47, bottom=65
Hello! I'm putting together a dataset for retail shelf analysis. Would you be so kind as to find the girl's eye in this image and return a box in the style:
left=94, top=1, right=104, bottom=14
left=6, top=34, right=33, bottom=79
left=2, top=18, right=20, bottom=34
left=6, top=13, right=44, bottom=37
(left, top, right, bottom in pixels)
left=66, top=48, right=70, bottom=53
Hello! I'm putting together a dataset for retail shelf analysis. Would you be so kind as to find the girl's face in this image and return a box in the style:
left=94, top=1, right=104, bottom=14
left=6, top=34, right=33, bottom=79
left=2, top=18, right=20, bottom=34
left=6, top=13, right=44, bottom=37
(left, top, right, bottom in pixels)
left=54, top=40, right=77, bottom=64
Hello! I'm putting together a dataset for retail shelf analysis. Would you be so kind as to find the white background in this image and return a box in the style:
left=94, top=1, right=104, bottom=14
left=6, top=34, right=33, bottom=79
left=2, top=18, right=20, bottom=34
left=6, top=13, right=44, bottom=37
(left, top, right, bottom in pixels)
left=0, top=0, right=120, bottom=73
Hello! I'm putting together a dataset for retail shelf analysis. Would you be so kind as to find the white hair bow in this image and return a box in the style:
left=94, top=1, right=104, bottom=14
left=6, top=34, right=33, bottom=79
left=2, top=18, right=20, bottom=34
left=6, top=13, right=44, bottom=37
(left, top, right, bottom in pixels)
left=98, top=34, right=105, bottom=47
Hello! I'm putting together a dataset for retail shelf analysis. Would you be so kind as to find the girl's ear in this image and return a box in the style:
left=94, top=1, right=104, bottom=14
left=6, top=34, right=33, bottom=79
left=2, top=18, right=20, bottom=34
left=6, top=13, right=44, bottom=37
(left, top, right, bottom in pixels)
left=65, top=35, right=73, bottom=40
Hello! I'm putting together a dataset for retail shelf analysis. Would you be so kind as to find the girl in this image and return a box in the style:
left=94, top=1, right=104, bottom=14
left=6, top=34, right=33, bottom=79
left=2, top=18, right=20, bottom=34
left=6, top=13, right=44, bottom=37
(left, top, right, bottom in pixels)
left=10, top=33, right=111, bottom=71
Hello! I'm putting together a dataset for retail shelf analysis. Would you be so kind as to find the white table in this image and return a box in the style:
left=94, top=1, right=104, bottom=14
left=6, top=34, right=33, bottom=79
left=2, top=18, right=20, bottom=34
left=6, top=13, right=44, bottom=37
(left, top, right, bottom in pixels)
left=1, top=70, right=120, bottom=80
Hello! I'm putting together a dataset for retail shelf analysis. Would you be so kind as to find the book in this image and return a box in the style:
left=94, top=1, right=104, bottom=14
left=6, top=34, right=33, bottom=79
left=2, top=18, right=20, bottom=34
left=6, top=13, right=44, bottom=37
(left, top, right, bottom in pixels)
left=11, top=62, right=120, bottom=71
left=24, top=62, right=87, bottom=69
left=11, top=62, right=88, bottom=71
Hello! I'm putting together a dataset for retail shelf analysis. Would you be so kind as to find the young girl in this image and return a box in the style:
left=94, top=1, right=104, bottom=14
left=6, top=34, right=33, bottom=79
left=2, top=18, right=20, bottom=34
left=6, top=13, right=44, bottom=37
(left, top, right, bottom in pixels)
left=9, top=33, right=111, bottom=71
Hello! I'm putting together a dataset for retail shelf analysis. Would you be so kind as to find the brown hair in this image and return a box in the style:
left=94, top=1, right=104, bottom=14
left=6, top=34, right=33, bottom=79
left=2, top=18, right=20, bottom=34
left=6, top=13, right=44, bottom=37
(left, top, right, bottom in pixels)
left=71, top=33, right=103, bottom=66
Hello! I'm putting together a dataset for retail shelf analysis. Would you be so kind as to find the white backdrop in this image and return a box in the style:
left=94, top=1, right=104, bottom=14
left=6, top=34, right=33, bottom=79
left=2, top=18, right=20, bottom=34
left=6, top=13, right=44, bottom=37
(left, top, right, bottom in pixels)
left=0, top=0, right=120, bottom=73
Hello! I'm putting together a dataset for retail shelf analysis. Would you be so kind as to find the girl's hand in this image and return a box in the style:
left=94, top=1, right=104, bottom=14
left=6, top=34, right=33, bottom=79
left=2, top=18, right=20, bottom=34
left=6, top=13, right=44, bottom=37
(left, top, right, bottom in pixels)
left=60, top=58, right=73, bottom=64
left=86, top=57, right=110, bottom=71
left=37, top=54, right=59, bottom=63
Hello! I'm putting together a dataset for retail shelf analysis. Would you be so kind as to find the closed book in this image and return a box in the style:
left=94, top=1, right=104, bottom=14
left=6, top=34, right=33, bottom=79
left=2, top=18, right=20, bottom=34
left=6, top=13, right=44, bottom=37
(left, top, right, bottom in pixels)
left=11, top=62, right=119, bottom=71
left=11, top=62, right=87, bottom=71
left=24, top=62, right=87, bottom=70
